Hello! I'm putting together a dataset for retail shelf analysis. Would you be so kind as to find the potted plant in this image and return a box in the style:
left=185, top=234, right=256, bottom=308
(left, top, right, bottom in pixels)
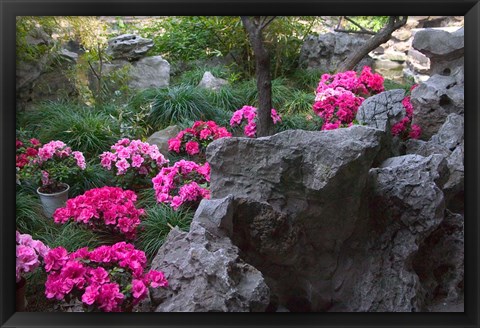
left=18, top=140, right=87, bottom=217
left=16, top=231, right=50, bottom=311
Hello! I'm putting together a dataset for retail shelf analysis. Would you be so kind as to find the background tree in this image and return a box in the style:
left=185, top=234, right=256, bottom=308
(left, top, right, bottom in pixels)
left=336, top=16, right=408, bottom=72
left=241, top=16, right=276, bottom=137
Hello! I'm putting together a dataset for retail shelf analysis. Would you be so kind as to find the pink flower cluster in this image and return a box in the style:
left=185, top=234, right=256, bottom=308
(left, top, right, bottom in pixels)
left=37, top=140, right=86, bottom=170
left=100, top=138, right=169, bottom=177
left=391, top=85, right=422, bottom=140
left=16, top=231, right=50, bottom=283
left=44, top=242, right=168, bottom=312
left=53, top=186, right=145, bottom=240
left=168, top=121, right=231, bottom=157
left=313, top=66, right=385, bottom=130
left=229, top=106, right=282, bottom=137
left=152, top=160, right=210, bottom=210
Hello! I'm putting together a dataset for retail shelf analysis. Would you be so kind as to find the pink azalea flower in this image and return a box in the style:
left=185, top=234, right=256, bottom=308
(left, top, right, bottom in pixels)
left=185, top=141, right=200, bottom=156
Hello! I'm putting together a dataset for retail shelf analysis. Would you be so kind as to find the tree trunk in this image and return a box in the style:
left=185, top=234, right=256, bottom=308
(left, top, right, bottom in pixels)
left=241, top=16, right=274, bottom=137
left=336, top=16, right=408, bottom=72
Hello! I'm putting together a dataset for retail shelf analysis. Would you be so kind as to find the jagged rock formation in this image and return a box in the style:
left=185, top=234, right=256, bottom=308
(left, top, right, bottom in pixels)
left=106, top=34, right=154, bottom=61
left=150, top=116, right=464, bottom=312
left=149, top=197, right=270, bottom=312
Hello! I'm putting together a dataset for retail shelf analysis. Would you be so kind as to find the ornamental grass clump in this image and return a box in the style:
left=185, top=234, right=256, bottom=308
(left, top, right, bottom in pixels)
left=168, top=120, right=231, bottom=160
left=152, top=160, right=210, bottom=210
left=16, top=231, right=50, bottom=283
left=391, top=84, right=422, bottom=140
left=312, top=66, right=384, bottom=130
left=44, top=242, right=168, bottom=312
left=18, top=140, right=86, bottom=193
left=100, top=138, right=169, bottom=189
left=53, top=186, right=145, bottom=240
left=229, top=105, right=282, bottom=137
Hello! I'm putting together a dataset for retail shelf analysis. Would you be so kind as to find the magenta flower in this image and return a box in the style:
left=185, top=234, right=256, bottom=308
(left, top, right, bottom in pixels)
left=44, top=247, right=69, bottom=272
left=185, top=141, right=200, bottom=156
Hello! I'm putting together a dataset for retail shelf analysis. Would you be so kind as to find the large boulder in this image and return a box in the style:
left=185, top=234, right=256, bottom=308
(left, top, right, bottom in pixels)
left=106, top=34, right=154, bottom=61
left=207, top=127, right=384, bottom=311
left=128, top=56, right=170, bottom=90
left=149, top=196, right=270, bottom=312
left=299, top=32, right=374, bottom=72
left=88, top=56, right=170, bottom=93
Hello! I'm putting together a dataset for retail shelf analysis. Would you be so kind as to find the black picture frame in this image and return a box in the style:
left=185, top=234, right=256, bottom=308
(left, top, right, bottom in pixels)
left=1, top=1, right=479, bottom=327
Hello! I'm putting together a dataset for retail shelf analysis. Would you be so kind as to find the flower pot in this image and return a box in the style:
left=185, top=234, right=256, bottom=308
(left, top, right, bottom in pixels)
left=16, top=277, right=27, bottom=311
left=37, top=183, right=70, bottom=218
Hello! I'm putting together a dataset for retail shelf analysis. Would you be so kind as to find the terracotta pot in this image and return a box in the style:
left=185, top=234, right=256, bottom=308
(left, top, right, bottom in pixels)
left=37, top=183, right=69, bottom=217
left=16, top=277, right=27, bottom=311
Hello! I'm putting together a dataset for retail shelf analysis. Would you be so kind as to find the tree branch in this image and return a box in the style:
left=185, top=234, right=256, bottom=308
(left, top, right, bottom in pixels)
left=343, top=16, right=375, bottom=34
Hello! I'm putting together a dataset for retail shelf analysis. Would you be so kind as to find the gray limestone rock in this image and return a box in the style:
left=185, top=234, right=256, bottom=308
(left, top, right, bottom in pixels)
left=150, top=196, right=270, bottom=312
left=128, top=56, right=170, bottom=90
left=411, top=74, right=463, bottom=140
left=106, top=34, right=154, bottom=60
left=146, top=125, right=182, bottom=156
left=299, top=32, right=374, bottom=72
left=197, top=71, right=228, bottom=91
left=412, top=27, right=464, bottom=76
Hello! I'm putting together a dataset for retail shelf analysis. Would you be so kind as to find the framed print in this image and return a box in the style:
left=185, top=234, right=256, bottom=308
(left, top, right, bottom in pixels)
left=1, top=1, right=478, bottom=327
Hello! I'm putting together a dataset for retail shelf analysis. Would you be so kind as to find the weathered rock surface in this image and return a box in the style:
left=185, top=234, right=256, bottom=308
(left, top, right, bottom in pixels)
left=88, top=56, right=170, bottom=93
left=150, top=196, right=270, bottom=312
left=106, top=34, right=154, bottom=61
left=411, top=74, right=463, bottom=140
left=412, top=27, right=464, bottom=76
left=300, top=32, right=374, bottom=72
left=355, top=89, right=407, bottom=161
left=197, top=71, right=228, bottom=91
left=406, top=113, right=464, bottom=213
left=128, top=56, right=170, bottom=90
left=146, top=125, right=181, bottom=155
left=413, top=210, right=464, bottom=305
left=207, top=127, right=385, bottom=311
left=341, top=154, right=447, bottom=312
left=356, top=89, right=406, bottom=132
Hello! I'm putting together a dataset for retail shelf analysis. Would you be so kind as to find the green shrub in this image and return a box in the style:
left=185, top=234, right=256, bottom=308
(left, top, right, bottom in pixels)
left=20, top=101, right=120, bottom=159
left=283, top=90, right=315, bottom=115
left=39, top=221, right=104, bottom=252
left=147, top=85, right=217, bottom=129
left=136, top=204, right=194, bottom=259
left=16, top=188, right=46, bottom=235
left=67, top=161, right=111, bottom=197
left=290, top=68, right=324, bottom=91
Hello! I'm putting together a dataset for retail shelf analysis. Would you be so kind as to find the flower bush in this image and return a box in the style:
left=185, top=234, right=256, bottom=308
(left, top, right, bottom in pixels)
left=312, top=66, right=385, bottom=130
left=152, top=160, right=210, bottom=210
left=18, top=140, right=86, bottom=193
left=100, top=138, right=169, bottom=189
left=168, top=120, right=231, bottom=158
left=44, top=242, right=168, bottom=312
left=391, top=84, right=422, bottom=140
left=16, top=231, right=50, bottom=283
left=53, top=186, right=145, bottom=240
left=229, top=106, right=282, bottom=137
